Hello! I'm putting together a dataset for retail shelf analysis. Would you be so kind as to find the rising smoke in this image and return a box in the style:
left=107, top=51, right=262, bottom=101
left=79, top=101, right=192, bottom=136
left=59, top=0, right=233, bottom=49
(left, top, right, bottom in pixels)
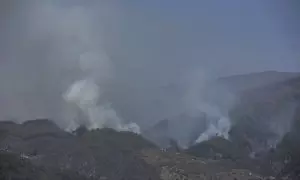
left=1, top=0, right=230, bottom=137
left=63, top=52, right=140, bottom=133
left=35, top=2, right=140, bottom=133
left=180, top=69, right=233, bottom=144
left=0, top=1, right=298, bottom=148
left=0, top=1, right=140, bottom=133
left=0, top=0, right=243, bottom=141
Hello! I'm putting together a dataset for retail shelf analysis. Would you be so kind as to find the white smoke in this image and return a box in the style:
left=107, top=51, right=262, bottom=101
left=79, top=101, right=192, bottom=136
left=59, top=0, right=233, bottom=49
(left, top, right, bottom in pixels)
left=182, top=68, right=232, bottom=144
left=60, top=22, right=140, bottom=133
left=194, top=102, right=232, bottom=143
left=195, top=116, right=231, bottom=143
left=63, top=77, right=140, bottom=133
left=24, top=2, right=140, bottom=133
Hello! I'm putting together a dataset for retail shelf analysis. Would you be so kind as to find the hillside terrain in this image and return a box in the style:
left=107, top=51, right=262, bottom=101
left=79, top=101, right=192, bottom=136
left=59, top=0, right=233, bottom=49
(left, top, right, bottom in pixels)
left=229, top=75, right=300, bottom=152
left=143, top=71, right=300, bottom=179
left=0, top=71, right=300, bottom=180
left=223, top=72, right=300, bottom=179
left=0, top=120, right=160, bottom=180
left=0, top=120, right=273, bottom=180
left=145, top=72, right=300, bottom=147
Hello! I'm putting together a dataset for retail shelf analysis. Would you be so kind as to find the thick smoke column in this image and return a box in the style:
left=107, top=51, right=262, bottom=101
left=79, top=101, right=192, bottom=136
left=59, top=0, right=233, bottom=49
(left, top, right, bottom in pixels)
left=58, top=17, right=139, bottom=133
left=26, top=1, right=140, bottom=133
left=63, top=51, right=140, bottom=133
left=0, top=0, right=298, bottom=144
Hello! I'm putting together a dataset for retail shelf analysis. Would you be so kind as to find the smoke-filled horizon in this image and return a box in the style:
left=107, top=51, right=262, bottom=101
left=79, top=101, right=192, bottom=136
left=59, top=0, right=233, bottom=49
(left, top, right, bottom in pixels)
left=0, top=0, right=299, bottom=136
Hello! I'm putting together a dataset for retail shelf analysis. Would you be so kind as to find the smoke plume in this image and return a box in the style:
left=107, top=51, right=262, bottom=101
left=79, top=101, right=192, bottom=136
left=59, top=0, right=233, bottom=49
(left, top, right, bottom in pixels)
left=50, top=5, right=140, bottom=133
left=181, top=69, right=233, bottom=144
left=0, top=0, right=298, bottom=146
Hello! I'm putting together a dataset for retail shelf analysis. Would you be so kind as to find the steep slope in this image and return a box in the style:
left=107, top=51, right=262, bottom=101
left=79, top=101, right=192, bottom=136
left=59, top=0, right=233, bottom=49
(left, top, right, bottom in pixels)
left=144, top=71, right=300, bottom=150
left=179, top=73, right=300, bottom=179
left=0, top=120, right=160, bottom=180
left=79, top=128, right=159, bottom=180
left=229, top=76, right=300, bottom=150
left=0, top=118, right=286, bottom=179
left=1, top=71, right=300, bottom=180
left=0, top=120, right=97, bottom=178
left=222, top=75, right=300, bottom=179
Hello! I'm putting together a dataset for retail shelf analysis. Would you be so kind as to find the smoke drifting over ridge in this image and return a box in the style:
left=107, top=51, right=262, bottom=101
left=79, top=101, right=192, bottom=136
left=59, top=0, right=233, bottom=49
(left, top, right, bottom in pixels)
left=0, top=1, right=299, bottom=143
left=0, top=1, right=131, bottom=131
left=27, top=1, right=140, bottom=132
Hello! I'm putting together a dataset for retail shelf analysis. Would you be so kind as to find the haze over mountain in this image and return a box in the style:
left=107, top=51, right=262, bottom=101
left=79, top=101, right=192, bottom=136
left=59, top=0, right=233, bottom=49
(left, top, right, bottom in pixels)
left=0, top=1, right=300, bottom=179
left=144, top=71, right=300, bottom=148
left=0, top=0, right=299, bottom=132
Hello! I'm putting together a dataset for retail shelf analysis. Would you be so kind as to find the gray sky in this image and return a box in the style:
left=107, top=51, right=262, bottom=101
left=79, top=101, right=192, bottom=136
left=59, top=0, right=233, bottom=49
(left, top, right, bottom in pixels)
left=0, top=0, right=299, bottom=128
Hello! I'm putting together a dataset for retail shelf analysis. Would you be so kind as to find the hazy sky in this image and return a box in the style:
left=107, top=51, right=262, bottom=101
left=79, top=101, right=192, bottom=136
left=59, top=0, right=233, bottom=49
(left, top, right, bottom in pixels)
left=0, top=0, right=299, bottom=128
left=112, top=0, right=300, bottom=75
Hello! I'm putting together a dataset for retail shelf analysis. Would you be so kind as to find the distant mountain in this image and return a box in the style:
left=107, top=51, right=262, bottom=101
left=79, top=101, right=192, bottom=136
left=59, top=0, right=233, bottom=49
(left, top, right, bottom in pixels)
left=1, top=71, right=300, bottom=179
left=218, top=71, right=300, bottom=93
left=229, top=75, right=300, bottom=148
left=223, top=74, right=300, bottom=179
left=143, top=113, right=207, bottom=148
left=145, top=71, right=300, bottom=150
